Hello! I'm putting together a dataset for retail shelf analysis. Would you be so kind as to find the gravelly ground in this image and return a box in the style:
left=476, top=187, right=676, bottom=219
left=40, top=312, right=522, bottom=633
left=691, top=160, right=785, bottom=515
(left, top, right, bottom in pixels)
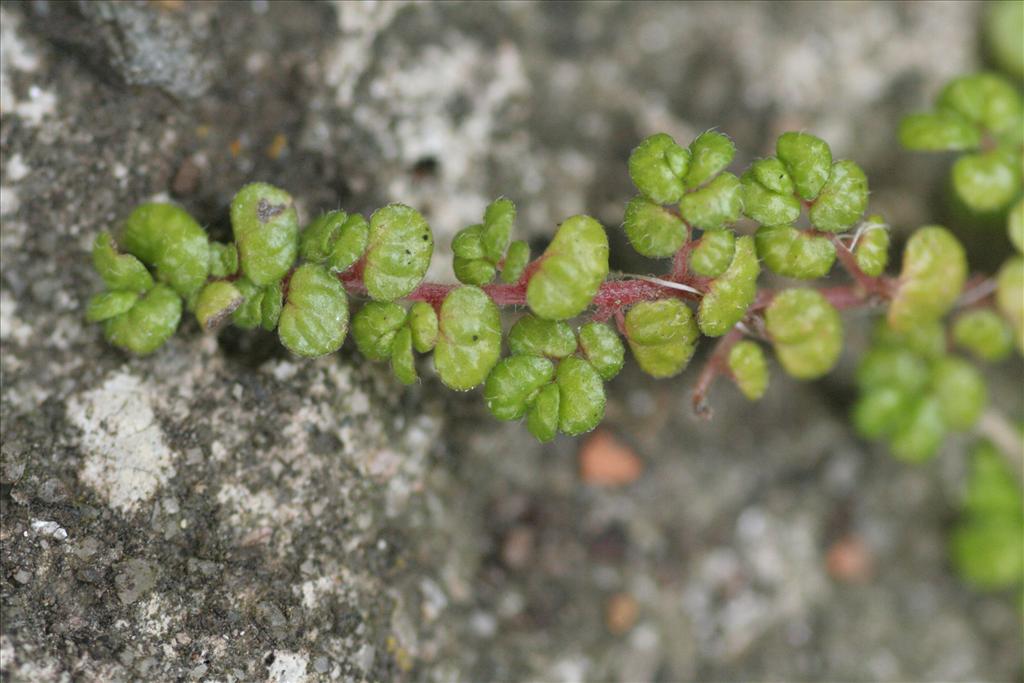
left=1, top=2, right=1021, bottom=681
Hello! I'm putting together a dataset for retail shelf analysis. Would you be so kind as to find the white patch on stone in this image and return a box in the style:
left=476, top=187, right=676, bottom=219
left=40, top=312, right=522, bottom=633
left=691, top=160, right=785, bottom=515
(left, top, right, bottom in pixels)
left=30, top=519, right=68, bottom=541
left=325, top=1, right=407, bottom=107
left=266, top=650, right=310, bottom=683
left=68, top=373, right=178, bottom=513
left=0, top=290, right=33, bottom=346
left=5, top=153, right=29, bottom=181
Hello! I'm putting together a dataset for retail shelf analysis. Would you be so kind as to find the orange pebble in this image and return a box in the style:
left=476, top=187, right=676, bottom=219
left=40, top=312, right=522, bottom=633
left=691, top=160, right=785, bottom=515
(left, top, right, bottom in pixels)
left=579, top=430, right=643, bottom=486
left=605, top=593, right=639, bottom=634
left=826, top=535, right=874, bottom=583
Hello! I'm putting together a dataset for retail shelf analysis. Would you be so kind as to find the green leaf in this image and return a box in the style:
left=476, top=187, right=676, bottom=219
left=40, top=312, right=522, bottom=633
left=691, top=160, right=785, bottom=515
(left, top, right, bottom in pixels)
left=698, top=235, right=759, bottom=337
left=678, top=172, right=742, bottom=231
left=407, top=301, right=439, bottom=353
left=103, top=284, right=182, bottom=355
left=628, top=133, right=690, bottom=204
left=556, top=356, right=605, bottom=436
left=727, top=340, right=768, bottom=400
left=754, top=225, right=836, bottom=279
left=623, top=195, right=687, bottom=258
left=231, top=278, right=264, bottom=329
left=86, top=290, right=139, bottom=323
left=856, top=347, right=931, bottom=395
left=951, top=519, right=1024, bottom=589
left=484, top=355, right=556, bottom=421
left=684, top=131, right=735, bottom=189
left=363, top=204, right=434, bottom=301
left=953, top=309, right=1013, bottom=361
left=194, top=281, right=243, bottom=331
left=625, top=298, right=699, bottom=378
left=751, top=157, right=795, bottom=195
left=526, top=215, right=609, bottom=321
left=808, top=160, right=868, bottom=232
left=689, top=229, right=735, bottom=278
left=1009, top=198, right=1024, bottom=254
left=230, top=184, right=299, bottom=287
left=501, top=240, right=530, bottom=283
left=853, top=386, right=915, bottom=439
left=527, top=383, right=560, bottom=443
left=508, top=314, right=577, bottom=359
left=208, top=241, right=239, bottom=278
left=932, top=357, right=987, bottom=430
left=986, top=1, right=1024, bottom=80
left=390, top=326, right=417, bottom=385
left=962, top=443, right=1024, bottom=517
left=352, top=301, right=407, bottom=360
left=300, top=210, right=369, bottom=273
left=898, top=110, right=982, bottom=151
left=765, top=288, right=843, bottom=379
left=92, top=232, right=153, bottom=292
left=853, top=216, right=890, bottom=277
left=434, top=286, right=502, bottom=391
left=740, top=169, right=801, bottom=226
left=776, top=132, right=832, bottom=200
left=278, top=263, right=349, bottom=358
left=951, top=149, right=1022, bottom=213
left=578, top=322, right=625, bottom=381
left=889, top=397, right=945, bottom=462
left=122, top=203, right=210, bottom=298
left=452, top=225, right=495, bottom=285
left=888, top=226, right=967, bottom=332
left=260, top=283, right=283, bottom=331
left=453, top=256, right=497, bottom=286
left=482, top=198, right=516, bottom=263
left=996, top=256, right=1024, bottom=352
left=938, top=73, right=1024, bottom=135
left=871, top=317, right=947, bottom=360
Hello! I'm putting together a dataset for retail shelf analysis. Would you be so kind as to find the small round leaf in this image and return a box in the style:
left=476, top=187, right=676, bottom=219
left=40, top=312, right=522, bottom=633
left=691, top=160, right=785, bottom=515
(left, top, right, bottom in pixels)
left=888, top=226, right=967, bottom=332
left=623, top=195, right=687, bottom=258
left=527, top=215, right=609, bottom=321
left=364, top=204, right=434, bottom=301
left=508, top=314, right=577, bottom=359
left=194, top=281, right=243, bottom=331
left=678, top=172, right=742, bottom=231
left=501, top=240, right=530, bottom=283
left=727, top=340, right=768, bottom=400
left=776, top=132, right=833, bottom=200
left=690, top=229, right=735, bottom=278
left=953, top=309, right=1013, bottom=361
left=578, top=322, right=625, bottom=381
left=86, top=291, right=139, bottom=323
left=951, top=149, right=1021, bottom=213
left=407, top=301, right=439, bottom=353
left=765, top=288, right=843, bottom=379
left=93, top=232, right=153, bottom=292
left=390, top=326, right=417, bottom=385
left=527, top=383, right=560, bottom=443
left=278, top=263, right=349, bottom=358
left=754, top=224, right=836, bottom=279
left=698, top=235, right=759, bottom=337
left=434, top=286, right=502, bottom=391
left=898, top=110, right=982, bottom=151
left=230, top=184, right=299, bottom=287
left=684, top=131, right=736, bottom=189
left=625, top=299, right=699, bottom=378
left=628, top=133, right=690, bottom=204
left=484, top=355, right=556, bottom=421
left=808, top=160, right=869, bottom=233
left=352, top=301, right=407, bottom=361
left=853, top=217, right=890, bottom=277
left=103, top=284, right=182, bottom=355
left=123, top=203, right=210, bottom=298
left=556, top=356, right=605, bottom=436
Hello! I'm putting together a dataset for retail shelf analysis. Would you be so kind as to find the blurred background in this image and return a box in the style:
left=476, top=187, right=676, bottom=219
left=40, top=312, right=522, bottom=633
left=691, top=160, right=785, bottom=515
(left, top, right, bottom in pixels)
left=1, top=1, right=1021, bottom=681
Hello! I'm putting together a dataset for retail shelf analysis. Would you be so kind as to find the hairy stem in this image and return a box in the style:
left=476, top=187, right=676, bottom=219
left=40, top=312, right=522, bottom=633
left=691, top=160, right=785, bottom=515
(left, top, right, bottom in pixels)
left=976, top=410, right=1024, bottom=486
left=691, top=327, right=744, bottom=418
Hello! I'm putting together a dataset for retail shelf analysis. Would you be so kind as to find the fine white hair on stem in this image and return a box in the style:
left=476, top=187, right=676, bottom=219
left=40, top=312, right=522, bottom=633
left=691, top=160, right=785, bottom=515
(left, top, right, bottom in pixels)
left=848, top=219, right=890, bottom=251
left=613, top=272, right=704, bottom=296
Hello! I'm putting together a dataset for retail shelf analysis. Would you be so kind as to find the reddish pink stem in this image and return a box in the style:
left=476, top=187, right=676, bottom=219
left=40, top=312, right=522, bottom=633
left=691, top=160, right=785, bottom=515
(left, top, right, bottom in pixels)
left=691, top=327, right=744, bottom=419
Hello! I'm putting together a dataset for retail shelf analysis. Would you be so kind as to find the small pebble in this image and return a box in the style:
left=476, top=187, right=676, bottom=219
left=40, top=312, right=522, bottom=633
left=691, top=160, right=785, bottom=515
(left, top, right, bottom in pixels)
left=579, top=430, right=643, bottom=486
